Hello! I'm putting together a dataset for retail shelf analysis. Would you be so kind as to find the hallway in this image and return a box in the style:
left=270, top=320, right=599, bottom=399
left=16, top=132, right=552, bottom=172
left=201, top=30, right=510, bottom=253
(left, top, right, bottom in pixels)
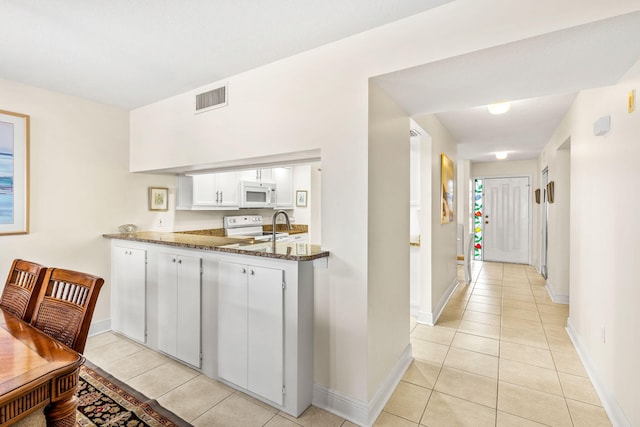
left=379, top=262, right=610, bottom=426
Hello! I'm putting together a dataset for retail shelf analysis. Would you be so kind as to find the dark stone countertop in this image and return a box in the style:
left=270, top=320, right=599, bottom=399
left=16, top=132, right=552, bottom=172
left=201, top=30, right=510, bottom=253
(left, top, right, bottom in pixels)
left=103, top=231, right=329, bottom=262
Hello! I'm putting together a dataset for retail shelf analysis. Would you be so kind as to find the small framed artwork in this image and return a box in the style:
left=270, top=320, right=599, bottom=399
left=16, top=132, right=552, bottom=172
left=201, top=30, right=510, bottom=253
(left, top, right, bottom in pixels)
left=149, top=187, right=169, bottom=211
left=534, top=189, right=541, bottom=204
left=547, top=181, right=555, bottom=203
left=296, top=190, right=308, bottom=207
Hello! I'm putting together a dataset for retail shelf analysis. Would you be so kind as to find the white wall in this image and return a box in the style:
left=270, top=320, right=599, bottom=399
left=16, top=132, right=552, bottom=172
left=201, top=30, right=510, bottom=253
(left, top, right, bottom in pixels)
left=457, top=160, right=471, bottom=257
left=409, top=136, right=423, bottom=314
left=539, top=117, right=573, bottom=302
left=0, top=78, right=173, bottom=328
left=128, top=1, right=640, bottom=419
left=413, top=115, right=458, bottom=324
left=542, top=73, right=640, bottom=426
left=367, top=82, right=410, bottom=403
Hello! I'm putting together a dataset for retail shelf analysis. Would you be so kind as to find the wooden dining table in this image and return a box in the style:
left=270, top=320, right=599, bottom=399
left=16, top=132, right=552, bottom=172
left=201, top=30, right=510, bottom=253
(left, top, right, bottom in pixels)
left=0, top=308, right=84, bottom=426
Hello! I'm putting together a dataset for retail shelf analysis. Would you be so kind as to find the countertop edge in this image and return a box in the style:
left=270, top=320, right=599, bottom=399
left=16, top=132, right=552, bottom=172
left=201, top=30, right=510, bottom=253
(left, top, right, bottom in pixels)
left=102, top=233, right=329, bottom=262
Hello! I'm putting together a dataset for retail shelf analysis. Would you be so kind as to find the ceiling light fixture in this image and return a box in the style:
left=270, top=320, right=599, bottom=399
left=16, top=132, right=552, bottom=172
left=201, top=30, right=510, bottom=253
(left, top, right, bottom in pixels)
left=495, top=151, right=508, bottom=160
left=487, top=101, right=511, bottom=115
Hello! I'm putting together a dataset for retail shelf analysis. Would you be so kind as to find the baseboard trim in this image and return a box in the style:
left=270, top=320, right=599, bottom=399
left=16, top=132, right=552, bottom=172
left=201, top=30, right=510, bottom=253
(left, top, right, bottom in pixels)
left=416, top=310, right=434, bottom=325
left=416, top=278, right=459, bottom=326
left=312, top=344, right=413, bottom=427
left=545, top=280, right=569, bottom=304
left=88, top=319, right=111, bottom=337
left=566, top=318, right=630, bottom=427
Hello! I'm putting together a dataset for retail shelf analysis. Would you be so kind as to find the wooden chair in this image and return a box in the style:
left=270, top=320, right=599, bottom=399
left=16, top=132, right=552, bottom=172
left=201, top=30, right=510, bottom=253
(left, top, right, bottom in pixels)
left=31, top=268, right=104, bottom=353
left=0, top=259, right=47, bottom=322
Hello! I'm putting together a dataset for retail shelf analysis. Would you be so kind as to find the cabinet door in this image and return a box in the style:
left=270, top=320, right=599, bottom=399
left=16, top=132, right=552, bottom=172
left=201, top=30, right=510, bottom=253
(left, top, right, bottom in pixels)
left=157, top=252, right=178, bottom=357
left=273, top=167, right=293, bottom=208
left=112, top=246, right=146, bottom=343
left=239, top=169, right=259, bottom=181
left=247, top=266, right=284, bottom=405
left=192, top=174, right=217, bottom=206
left=258, top=168, right=273, bottom=182
left=218, top=261, right=248, bottom=388
left=176, top=175, right=194, bottom=210
left=216, top=171, right=239, bottom=207
left=176, top=255, right=202, bottom=367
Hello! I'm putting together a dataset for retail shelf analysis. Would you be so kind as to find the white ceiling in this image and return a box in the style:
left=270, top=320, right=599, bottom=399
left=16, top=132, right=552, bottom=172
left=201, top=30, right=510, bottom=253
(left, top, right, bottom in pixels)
left=1, top=3, right=639, bottom=163
left=0, top=0, right=451, bottom=109
left=375, top=11, right=640, bottom=162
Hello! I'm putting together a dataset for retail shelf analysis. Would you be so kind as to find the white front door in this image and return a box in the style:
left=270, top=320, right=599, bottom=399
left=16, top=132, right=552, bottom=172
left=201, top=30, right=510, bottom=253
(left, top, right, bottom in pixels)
left=483, top=177, right=530, bottom=264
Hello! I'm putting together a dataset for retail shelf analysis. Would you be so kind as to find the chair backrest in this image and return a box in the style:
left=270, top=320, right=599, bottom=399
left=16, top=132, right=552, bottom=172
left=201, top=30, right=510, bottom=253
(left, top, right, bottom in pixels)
left=0, top=259, right=47, bottom=322
left=31, top=268, right=104, bottom=353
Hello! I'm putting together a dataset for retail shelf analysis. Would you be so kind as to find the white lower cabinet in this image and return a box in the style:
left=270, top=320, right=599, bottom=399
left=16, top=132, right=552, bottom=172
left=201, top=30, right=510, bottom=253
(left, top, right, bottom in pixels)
left=218, top=261, right=284, bottom=405
left=111, top=244, right=147, bottom=343
left=109, top=239, right=314, bottom=417
left=158, top=252, right=202, bottom=367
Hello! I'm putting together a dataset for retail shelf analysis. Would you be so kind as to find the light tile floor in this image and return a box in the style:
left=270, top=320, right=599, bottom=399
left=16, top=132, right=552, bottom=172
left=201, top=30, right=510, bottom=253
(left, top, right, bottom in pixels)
left=381, top=262, right=611, bottom=427
left=84, top=262, right=610, bottom=426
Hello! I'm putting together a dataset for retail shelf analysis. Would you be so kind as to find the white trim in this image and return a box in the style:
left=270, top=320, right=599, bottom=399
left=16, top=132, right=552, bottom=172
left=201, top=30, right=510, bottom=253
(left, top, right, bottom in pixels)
left=566, top=318, right=630, bottom=427
left=410, top=303, right=420, bottom=318
left=545, top=280, right=569, bottom=304
left=416, top=278, right=459, bottom=326
left=416, top=310, right=435, bottom=325
left=88, top=319, right=111, bottom=337
left=312, top=344, right=413, bottom=427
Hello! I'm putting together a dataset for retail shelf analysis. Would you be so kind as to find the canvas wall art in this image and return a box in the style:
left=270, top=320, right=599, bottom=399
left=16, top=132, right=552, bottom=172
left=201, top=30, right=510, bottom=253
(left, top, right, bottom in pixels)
left=441, top=153, right=455, bottom=224
left=0, top=110, right=29, bottom=235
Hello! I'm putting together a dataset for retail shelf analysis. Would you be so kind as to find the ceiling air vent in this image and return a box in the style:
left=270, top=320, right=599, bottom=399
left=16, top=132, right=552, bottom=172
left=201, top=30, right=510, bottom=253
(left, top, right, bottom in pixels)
left=195, top=84, right=228, bottom=114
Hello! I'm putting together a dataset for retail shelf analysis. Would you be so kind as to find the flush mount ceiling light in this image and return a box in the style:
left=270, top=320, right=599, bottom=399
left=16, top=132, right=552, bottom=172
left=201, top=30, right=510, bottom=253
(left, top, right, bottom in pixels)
left=487, top=101, right=511, bottom=115
left=495, top=151, right=508, bottom=160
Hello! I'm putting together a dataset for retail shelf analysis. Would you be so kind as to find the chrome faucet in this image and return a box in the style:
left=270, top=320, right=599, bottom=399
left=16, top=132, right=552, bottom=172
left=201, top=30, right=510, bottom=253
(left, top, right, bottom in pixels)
left=272, top=210, right=292, bottom=244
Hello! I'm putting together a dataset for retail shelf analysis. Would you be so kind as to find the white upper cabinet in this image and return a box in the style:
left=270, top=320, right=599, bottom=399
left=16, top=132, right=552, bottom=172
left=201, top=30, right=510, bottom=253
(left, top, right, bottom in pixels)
left=273, top=167, right=293, bottom=208
left=178, top=172, right=240, bottom=210
left=192, top=174, right=217, bottom=205
left=239, top=168, right=273, bottom=182
left=176, top=165, right=298, bottom=210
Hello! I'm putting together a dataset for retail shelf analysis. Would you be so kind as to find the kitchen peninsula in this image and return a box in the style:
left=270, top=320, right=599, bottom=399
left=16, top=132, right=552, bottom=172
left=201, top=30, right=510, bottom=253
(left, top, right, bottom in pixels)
left=103, top=229, right=326, bottom=261
left=102, top=230, right=328, bottom=417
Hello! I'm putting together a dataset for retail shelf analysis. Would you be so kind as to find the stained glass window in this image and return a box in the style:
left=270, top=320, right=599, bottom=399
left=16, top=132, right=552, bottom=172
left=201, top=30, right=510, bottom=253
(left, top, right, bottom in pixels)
left=474, top=178, right=483, bottom=260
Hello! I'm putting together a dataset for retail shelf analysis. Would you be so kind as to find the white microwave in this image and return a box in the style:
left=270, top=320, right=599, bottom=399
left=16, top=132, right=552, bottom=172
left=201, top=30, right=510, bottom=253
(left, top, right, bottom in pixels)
left=238, top=180, right=276, bottom=208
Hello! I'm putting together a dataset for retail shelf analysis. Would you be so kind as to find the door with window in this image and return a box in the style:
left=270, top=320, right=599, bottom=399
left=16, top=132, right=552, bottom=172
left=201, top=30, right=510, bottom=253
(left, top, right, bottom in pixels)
left=483, top=177, right=530, bottom=264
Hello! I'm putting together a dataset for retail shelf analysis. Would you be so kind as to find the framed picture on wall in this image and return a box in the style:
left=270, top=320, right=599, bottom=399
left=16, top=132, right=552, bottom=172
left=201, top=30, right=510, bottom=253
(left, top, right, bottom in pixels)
left=149, top=187, right=169, bottom=211
left=296, top=190, right=307, bottom=207
left=440, top=153, right=455, bottom=224
left=547, top=181, right=555, bottom=203
left=0, top=110, right=30, bottom=235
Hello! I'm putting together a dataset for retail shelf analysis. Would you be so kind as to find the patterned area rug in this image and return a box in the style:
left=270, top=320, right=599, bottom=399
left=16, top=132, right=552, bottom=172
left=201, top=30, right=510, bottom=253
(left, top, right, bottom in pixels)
left=76, top=362, right=192, bottom=427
